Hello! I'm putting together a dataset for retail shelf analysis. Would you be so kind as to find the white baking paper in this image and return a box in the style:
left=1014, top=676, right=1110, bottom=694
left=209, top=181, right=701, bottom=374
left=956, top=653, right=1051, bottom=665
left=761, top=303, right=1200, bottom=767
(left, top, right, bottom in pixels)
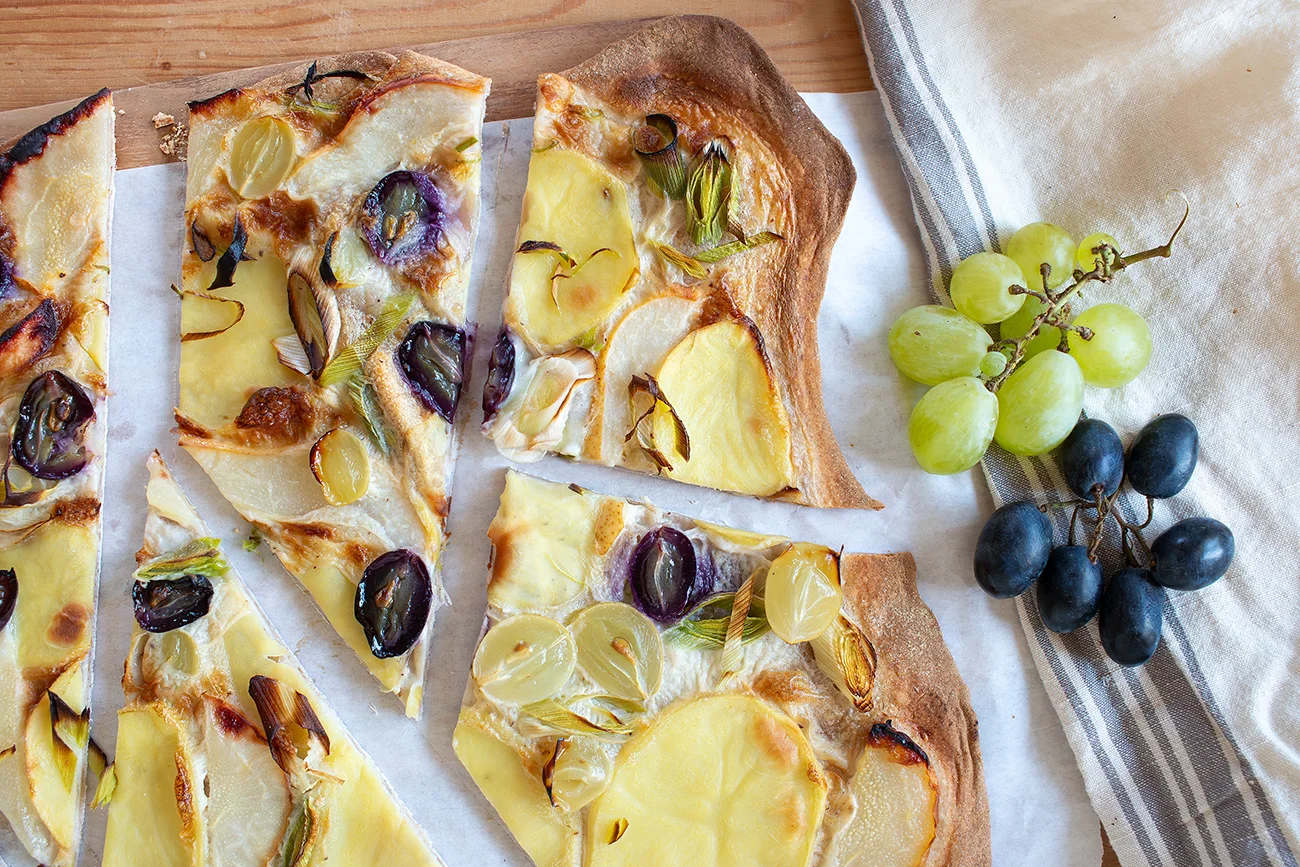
left=59, top=92, right=1102, bottom=866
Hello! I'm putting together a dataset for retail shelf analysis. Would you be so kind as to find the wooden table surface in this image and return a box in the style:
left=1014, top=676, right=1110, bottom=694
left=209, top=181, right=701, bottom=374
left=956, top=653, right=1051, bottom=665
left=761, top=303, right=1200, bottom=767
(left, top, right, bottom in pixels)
left=0, top=1, right=1116, bottom=864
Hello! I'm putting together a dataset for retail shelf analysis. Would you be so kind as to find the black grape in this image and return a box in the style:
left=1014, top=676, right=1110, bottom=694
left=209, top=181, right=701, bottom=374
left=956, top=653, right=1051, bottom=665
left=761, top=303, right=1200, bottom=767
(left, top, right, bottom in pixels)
left=1060, top=419, right=1124, bottom=499
left=974, top=502, right=1053, bottom=598
left=1099, top=567, right=1165, bottom=666
left=1152, top=517, right=1234, bottom=590
left=1126, top=413, right=1198, bottom=498
left=1036, top=546, right=1103, bottom=633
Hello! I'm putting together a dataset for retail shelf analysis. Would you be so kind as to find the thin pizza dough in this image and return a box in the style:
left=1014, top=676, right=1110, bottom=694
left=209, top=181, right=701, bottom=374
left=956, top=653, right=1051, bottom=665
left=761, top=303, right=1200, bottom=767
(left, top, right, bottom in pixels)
left=103, top=453, right=445, bottom=867
left=482, top=16, right=879, bottom=509
left=0, top=89, right=114, bottom=867
left=455, top=471, right=989, bottom=867
left=176, top=52, right=489, bottom=717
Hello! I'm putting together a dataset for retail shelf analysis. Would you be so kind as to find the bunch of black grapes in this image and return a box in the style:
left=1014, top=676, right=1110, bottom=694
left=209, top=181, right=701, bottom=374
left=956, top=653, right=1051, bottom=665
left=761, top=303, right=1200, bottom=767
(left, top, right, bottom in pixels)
left=974, top=414, right=1234, bottom=666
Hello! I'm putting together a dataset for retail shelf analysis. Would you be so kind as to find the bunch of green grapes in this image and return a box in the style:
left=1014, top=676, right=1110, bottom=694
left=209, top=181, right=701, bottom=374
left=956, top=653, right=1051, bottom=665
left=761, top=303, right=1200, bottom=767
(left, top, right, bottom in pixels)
left=890, top=217, right=1179, bottom=475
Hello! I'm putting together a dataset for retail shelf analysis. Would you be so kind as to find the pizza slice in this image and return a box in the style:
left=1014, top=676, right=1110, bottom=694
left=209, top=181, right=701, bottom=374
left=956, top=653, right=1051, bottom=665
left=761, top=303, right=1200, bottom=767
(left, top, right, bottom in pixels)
left=454, top=471, right=989, bottom=867
left=102, top=452, right=445, bottom=867
left=176, top=52, right=489, bottom=717
left=0, top=89, right=115, bottom=867
left=481, top=16, right=878, bottom=509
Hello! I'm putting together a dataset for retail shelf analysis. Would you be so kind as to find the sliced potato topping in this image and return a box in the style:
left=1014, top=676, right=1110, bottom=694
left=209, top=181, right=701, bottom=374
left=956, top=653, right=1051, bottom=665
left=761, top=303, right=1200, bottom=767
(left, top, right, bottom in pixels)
left=826, top=728, right=938, bottom=867
left=101, top=706, right=195, bottom=867
left=651, top=321, right=795, bottom=497
left=506, top=148, right=639, bottom=350
left=487, top=471, right=602, bottom=612
left=588, top=695, right=826, bottom=867
left=0, top=519, right=98, bottom=671
left=453, top=719, right=580, bottom=867
left=25, top=694, right=79, bottom=851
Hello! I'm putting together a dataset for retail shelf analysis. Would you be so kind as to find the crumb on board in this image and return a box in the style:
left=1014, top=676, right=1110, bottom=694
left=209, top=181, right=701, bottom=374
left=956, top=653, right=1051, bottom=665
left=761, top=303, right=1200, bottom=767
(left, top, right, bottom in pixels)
left=154, top=112, right=189, bottom=162
left=152, top=112, right=175, bottom=129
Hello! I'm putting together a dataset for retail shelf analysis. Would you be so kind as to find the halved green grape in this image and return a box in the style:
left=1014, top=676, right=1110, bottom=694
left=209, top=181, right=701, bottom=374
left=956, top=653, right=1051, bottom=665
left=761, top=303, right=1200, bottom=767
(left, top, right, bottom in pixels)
left=1000, top=296, right=1061, bottom=360
left=907, top=377, right=998, bottom=474
left=472, top=614, right=577, bottom=705
left=547, top=737, right=613, bottom=811
left=228, top=116, right=297, bottom=200
left=949, top=252, right=1028, bottom=324
left=994, top=350, right=1084, bottom=455
left=888, top=305, right=991, bottom=386
left=979, top=351, right=1008, bottom=378
left=1076, top=232, right=1121, bottom=273
left=1005, top=222, right=1075, bottom=290
left=765, top=542, right=842, bottom=644
left=1067, top=303, right=1151, bottom=388
left=571, top=602, right=664, bottom=701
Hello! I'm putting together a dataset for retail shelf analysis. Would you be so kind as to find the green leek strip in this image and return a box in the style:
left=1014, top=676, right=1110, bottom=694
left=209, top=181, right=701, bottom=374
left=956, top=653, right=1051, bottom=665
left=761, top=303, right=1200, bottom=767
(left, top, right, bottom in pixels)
left=719, top=573, right=755, bottom=678
left=692, top=231, right=783, bottom=263
left=653, top=242, right=707, bottom=279
left=136, top=537, right=228, bottom=579
left=519, top=699, right=634, bottom=739
left=663, top=591, right=769, bottom=649
left=319, top=294, right=414, bottom=387
left=685, top=140, right=733, bottom=246
left=455, top=136, right=479, bottom=152
left=348, top=375, right=397, bottom=457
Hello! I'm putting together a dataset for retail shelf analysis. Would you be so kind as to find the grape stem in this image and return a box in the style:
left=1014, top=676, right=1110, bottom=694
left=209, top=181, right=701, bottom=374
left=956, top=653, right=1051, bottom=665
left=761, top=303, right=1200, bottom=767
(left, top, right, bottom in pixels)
left=984, top=197, right=1190, bottom=393
left=1042, top=489, right=1157, bottom=567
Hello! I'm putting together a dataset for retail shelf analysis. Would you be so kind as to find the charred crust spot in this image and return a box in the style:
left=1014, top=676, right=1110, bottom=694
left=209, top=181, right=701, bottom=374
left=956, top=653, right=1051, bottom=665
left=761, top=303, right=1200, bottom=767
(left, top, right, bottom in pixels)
left=212, top=699, right=258, bottom=738
left=187, top=87, right=244, bottom=114
left=346, top=542, right=372, bottom=566
left=287, top=522, right=334, bottom=540
left=173, top=411, right=211, bottom=440
left=47, top=602, right=90, bottom=646
left=174, top=751, right=198, bottom=842
left=234, top=386, right=316, bottom=446
left=0, top=299, right=60, bottom=378
left=51, top=497, right=101, bottom=526
left=867, top=720, right=930, bottom=766
left=243, top=192, right=318, bottom=245
left=0, top=89, right=111, bottom=188
left=696, top=288, right=745, bottom=329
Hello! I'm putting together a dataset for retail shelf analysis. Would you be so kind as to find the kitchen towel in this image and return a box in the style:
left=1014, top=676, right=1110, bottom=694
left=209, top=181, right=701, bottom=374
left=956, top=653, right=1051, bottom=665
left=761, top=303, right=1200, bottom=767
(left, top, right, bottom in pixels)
left=852, top=0, right=1300, bottom=864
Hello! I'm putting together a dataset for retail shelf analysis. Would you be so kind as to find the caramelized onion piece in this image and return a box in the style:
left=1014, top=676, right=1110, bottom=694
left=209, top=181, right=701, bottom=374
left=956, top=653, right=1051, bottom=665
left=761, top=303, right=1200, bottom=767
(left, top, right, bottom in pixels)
left=287, top=271, right=340, bottom=379
left=0, top=299, right=59, bottom=379
left=248, top=674, right=331, bottom=775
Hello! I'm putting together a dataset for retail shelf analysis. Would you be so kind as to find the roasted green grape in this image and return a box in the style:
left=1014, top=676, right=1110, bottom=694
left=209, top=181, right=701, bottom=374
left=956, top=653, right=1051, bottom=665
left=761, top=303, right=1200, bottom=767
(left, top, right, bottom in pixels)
left=1067, top=303, right=1151, bottom=388
left=571, top=602, right=664, bottom=701
left=994, top=350, right=1084, bottom=455
left=908, top=377, right=998, bottom=474
left=1000, top=296, right=1061, bottom=360
left=764, top=543, right=842, bottom=644
left=887, top=305, right=991, bottom=385
left=1076, top=232, right=1121, bottom=272
left=228, top=116, right=297, bottom=200
left=546, top=737, right=613, bottom=811
left=1005, top=222, right=1075, bottom=290
left=472, top=614, right=577, bottom=705
left=949, top=252, right=1028, bottom=324
left=309, top=427, right=370, bottom=506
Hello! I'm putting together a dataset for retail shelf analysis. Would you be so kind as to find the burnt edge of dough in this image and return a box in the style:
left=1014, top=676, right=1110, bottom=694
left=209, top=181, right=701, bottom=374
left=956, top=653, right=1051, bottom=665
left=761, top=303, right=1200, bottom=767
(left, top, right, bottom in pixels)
left=0, top=88, right=112, bottom=188
left=841, top=552, right=992, bottom=866
left=560, top=15, right=880, bottom=510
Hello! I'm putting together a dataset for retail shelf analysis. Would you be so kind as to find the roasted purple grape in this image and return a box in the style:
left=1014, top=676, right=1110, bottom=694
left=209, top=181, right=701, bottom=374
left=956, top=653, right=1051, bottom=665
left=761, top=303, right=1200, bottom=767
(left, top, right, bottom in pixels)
left=0, top=568, right=15, bottom=632
left=359, top=171, right=446, bottom=264
left=482, top=329, right=515, bottom=421
left=354, top=549, right=432, bottom=658
left=0, top=253, right=14, bottom=298
left=12, top=370, right=95, bottom=480
left=630, top=527, right=704, bottom=623
left=397, top=321, right=466, bottom=424
left=132, top=574, right=214, bottom=633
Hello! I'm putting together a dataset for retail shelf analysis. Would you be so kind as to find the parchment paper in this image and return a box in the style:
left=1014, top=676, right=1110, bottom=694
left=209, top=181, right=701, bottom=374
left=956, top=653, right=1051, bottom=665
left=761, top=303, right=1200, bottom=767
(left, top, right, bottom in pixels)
left=67, top=92, right=1102, bottom=866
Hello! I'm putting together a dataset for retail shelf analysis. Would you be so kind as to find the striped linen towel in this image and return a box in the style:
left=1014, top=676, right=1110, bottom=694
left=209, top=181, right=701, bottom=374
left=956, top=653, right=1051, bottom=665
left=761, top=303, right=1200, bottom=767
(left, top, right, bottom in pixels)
left=851, top=1, right=1300, bottom=864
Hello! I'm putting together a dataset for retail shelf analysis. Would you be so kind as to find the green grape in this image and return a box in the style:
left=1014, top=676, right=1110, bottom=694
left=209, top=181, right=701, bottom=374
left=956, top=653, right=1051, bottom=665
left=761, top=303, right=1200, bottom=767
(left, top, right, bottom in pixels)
left=1067, top=303, right=1151, bottom=388
left=472, top=614, right=577, bottom=705
left=1005, top=222, right=1076, bottom=290
left=948, top=252, right=1028, bottom=324
left=571, top=602, right=664, bottom=701
left=908, top=377, right=999, bottom=474
left=979, top=351, right=1008, bottom=377
left=994, top=350, right=1085, bottom=455
left=1076, top=232, right=1121, bottom=273
left=1000, top=296, right=1061, bottom=360
left=888, top=305, right=991, bottom=385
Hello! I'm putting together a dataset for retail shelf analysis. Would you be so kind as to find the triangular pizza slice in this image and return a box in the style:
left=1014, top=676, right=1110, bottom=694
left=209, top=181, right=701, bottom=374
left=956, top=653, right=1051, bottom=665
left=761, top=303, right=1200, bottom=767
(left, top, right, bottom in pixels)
left=0, top=89, right=115, bottom=867
left=454, top=471, right=988, bottom=867
left=481, top=16, right=879, bottom=509
left=176, top=52, right=489, bottom=717
left=102, top=452, right=445, bottom=867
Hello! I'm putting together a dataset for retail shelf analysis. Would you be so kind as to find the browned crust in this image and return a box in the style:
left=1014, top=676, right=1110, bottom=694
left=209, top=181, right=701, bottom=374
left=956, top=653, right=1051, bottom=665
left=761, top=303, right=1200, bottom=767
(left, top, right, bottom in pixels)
left=558, top=16, right=878, bottom=510
left=189, top=49, right=487, bottom=116
left=841, top=553, right=991, bottom=866
left=0, top=88, right=112, bottom=190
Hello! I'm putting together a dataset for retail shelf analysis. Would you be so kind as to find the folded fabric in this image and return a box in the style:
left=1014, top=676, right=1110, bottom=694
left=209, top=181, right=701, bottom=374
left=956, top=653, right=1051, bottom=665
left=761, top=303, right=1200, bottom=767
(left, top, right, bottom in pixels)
left=852, top=1, right=1300, bottom=864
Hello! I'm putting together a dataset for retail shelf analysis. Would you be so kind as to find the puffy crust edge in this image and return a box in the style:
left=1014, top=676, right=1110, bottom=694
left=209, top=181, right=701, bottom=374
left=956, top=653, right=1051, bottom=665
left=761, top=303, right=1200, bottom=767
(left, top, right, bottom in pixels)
left=840, top=553, right=991, bottom=866
left=0, top=88, right=112, bottom=190
left=558, top=15, right=878, bottom=510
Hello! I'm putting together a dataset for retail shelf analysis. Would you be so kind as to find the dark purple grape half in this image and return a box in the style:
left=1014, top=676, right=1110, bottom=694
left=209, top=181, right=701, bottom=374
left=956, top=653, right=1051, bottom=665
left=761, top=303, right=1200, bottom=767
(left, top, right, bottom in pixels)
left=397, top=321, right=466, bottom=424
left=630, top=527, right=699, bottom=623
left=132, top=574, right=214, bottom=633
left=482, top=329, right=515, bottom=421
left=13, top=370, right=96, bottom=480
left=0, top=253, right=15, bottom=299
left=0, top=568, right=15, bottom=633
left=359, top=171, right=446, bottom=265
left=354, top=549, right=432, bottom=659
